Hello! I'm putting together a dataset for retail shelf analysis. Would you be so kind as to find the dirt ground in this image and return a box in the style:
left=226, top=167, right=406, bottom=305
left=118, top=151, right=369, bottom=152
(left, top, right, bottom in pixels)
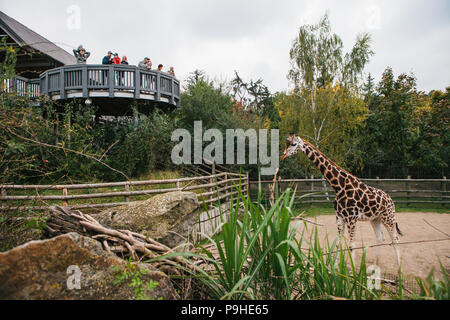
left=295, top=212, right=450, bottom=280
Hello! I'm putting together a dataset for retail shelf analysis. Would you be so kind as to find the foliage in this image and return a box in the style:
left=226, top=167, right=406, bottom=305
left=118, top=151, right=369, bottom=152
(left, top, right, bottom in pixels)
left=275, top=84, right=368, bottom=176
left=113, top=258, right=161, bottom=300
left=0, top=37, right=17, bottom=83
left=358, top=68, right=448, bottom=178
left=178, top=78, right=235, bottom=133
left=288, top=13, right=373, bottom=92
left=230, top=71, right=280, bottom=128
left=0, top=94, right=176, bottom=184
left=280, top=13, right=373, bottom=178
left=414, top=263, right=449, bottom=300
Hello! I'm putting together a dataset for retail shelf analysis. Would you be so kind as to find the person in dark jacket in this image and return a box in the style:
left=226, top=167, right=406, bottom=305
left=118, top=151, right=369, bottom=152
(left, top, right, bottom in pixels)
left=73, top=45, right=90, bottom=64
left=121, top=56, right=129, bottom=65
left=102, top=51, right=113, bottom=64
left=138, top=57, right=152, bottom=70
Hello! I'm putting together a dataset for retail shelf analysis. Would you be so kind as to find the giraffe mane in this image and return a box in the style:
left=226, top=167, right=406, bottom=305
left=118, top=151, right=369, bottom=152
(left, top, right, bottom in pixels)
left=301, top=138, right=356, bottom=179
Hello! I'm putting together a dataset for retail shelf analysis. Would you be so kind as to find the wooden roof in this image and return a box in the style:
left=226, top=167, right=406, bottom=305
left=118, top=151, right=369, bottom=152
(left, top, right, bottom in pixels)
left=0, top=11, right=76, bottom=77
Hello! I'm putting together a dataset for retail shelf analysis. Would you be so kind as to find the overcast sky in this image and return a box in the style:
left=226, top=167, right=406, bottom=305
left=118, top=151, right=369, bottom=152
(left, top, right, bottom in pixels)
left=2, top=0, right=449, bottom=93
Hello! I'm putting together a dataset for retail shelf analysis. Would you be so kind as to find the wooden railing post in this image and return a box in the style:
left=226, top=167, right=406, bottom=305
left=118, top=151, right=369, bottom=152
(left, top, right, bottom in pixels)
left=125, top=184, right=130, bottom=203
left=1, top=187, right=6, bottom=208
left=406, top=176, right=411, bottom=207
left=82, top=65, right=88, bottom=98
left=134, top=69, right=141, bottom=99
left=62, top=188, right=68, bottom=207
left=442, top=176, right=447, bottom=207
left=310, top=175, right=314, bottom=208
left=156, top=72, right=161, bottom=101
left=108, top=65, right=115, bottom=97
left=59, top=68, right=65, bottom=99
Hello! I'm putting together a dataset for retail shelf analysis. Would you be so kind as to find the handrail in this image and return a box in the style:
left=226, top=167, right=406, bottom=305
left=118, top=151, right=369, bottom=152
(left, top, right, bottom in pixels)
left=1, top=76, right=40, bottom=98
left=0, top=172, right=249, bottom=212
left=39, top=64, right=180, bottom=107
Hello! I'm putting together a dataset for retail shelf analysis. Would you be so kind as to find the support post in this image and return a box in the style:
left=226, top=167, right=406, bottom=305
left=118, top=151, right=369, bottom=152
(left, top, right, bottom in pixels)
left=156, top=72, right=161, bottom=101
left=442, top=176, right=447, bottom=207
left=59, top=68, right=65, bottom=99
left=134, top=69, right=141, bottom=99
left=170, top=78, right=175, bottom=105
left=125, top=184, right=130, bottom=203
left=310, top=175, right=314, bottom=208
left=62, top=188, right=68, bottom=207
left=1, top=187, right=6, bottom=208
left=108, top=65, right=115, bottom=97
left=406, top=176, right=411, bottom=207
left=82, top=65, right=88, bottom=98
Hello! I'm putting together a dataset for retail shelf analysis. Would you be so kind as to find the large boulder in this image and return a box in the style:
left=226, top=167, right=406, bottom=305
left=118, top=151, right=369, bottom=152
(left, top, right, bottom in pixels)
left=0, top=232, right=179, bottom=300
left=94, top=191, right=201, bottom=248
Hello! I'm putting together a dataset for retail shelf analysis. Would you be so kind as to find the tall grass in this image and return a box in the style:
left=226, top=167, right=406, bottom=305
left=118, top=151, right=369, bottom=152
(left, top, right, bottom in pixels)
left=151, top=180, right=447, bottom=300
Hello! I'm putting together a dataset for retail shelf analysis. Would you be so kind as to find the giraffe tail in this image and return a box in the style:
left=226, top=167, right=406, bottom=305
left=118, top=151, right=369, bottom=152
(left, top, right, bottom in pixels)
left=396, top=223, right=404, bottom=236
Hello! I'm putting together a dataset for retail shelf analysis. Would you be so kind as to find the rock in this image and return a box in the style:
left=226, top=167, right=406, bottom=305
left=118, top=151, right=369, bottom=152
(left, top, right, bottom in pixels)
left=0, top=232, right=179, bottom=300
left=95, top=191, right=200, bottom=248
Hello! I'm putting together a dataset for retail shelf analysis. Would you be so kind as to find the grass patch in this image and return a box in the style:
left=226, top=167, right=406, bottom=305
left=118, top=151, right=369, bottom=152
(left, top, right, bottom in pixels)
left=294, top=205, right=449, bottom=218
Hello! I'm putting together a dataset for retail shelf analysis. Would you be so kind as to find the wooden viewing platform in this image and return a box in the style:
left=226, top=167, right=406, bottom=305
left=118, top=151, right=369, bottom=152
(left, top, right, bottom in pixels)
left=1, top=11, right=181, bottom=115
left=39, top=64, right=180, bottom=108
left=3, top=64, right=181, bottom=115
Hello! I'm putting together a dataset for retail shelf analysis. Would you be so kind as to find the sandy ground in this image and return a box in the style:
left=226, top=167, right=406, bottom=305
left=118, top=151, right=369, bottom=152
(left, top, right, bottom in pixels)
left=295, top=212, right=450, bottom=280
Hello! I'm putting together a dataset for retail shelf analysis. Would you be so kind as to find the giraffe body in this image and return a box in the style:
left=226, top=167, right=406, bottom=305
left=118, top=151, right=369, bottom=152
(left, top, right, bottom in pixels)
left=281, top=134, right=403, bottom=266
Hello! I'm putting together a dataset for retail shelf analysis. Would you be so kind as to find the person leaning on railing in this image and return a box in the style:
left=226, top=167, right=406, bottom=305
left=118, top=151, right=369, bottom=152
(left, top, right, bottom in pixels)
left=168, top=66, right=175, bottom=77
left=73, top=45, right=90, bottom=64
left=113, top=53, right=121, bottom=64
left=138, top=57, right=152, bottom=70
left=102, top=51, right=114, bottom=64
left=121, top=56, right=129, bottom=65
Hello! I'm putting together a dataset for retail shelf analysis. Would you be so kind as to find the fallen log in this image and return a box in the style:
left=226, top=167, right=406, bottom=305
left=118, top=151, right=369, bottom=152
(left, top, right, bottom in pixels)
left=45, top=205, right=193, bottom=273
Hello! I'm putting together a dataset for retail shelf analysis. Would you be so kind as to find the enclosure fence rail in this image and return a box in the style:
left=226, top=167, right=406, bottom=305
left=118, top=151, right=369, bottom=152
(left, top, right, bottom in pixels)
left=249, top=178, right=449, bottom=207
left=0, top=171, right=248, bottom=212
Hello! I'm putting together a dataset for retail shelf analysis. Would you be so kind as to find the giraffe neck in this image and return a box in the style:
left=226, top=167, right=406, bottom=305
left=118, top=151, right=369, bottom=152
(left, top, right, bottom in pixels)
left=302, top=141, right=356, bottom=192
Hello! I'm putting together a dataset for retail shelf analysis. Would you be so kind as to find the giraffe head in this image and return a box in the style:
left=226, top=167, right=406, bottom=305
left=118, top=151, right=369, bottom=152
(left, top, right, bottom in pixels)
left=281, top=133, right=307, bottom=160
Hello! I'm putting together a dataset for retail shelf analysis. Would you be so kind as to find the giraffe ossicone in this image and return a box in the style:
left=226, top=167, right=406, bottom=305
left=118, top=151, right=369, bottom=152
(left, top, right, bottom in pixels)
left=281, top=134, right=403, bottom=267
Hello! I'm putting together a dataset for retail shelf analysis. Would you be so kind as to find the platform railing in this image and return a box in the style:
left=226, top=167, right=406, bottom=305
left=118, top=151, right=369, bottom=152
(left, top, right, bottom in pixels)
left=39, top=64, right=180, bottom=107
left=1, top=76, right=40, bottom=98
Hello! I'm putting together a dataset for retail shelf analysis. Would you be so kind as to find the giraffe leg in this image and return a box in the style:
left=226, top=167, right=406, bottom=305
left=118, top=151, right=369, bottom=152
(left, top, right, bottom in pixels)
left=382, top=218, right=401, bottom=268
left=347, top=218, right=357, bottom=264
left=370, top=218, right=384, bottom=265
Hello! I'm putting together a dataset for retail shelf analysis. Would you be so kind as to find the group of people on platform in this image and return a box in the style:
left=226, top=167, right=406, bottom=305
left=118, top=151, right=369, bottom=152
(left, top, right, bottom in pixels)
left=72, top=45, right=175, bottom=77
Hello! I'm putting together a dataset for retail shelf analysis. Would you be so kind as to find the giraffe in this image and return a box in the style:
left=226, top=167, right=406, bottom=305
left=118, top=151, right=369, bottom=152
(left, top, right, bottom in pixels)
left=281, top=133, right=403, bottom=267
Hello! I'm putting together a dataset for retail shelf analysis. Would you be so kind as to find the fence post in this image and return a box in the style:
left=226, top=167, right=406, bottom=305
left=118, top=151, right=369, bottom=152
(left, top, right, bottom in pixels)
left=442, top=176, right=447, bottom=207
left=125, top=184, right=130, bottom=203
left=246, top=172, right=250, bottom=199
left=108, top=65, right=115, bottom=97
left=406, top=176, right=411, bottom=207
left=209, top=162, right=215, bottom=205
left=62, top=188, right=68, bottom=207
left=1, top=187, right=6, bottom=208
left=310, top=175, right=314, bottom=208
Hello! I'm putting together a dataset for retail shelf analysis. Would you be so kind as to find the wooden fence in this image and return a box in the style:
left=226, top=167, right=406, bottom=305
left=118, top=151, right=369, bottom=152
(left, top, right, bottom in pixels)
left=249, top=177, right=449, bottom=207
left=0, top=172, right=249, bottom=242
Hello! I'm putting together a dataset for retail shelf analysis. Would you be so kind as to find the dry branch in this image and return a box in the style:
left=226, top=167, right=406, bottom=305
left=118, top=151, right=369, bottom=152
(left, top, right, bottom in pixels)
left=45, top=205, right=194, bottom=272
